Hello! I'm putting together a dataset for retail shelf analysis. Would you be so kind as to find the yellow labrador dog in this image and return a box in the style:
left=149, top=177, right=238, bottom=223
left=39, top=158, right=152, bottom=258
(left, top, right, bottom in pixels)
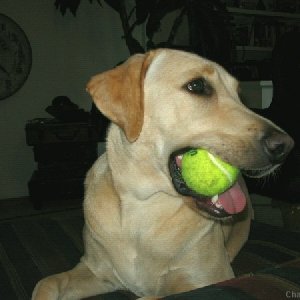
left=32, top=49, right=293, bottom=299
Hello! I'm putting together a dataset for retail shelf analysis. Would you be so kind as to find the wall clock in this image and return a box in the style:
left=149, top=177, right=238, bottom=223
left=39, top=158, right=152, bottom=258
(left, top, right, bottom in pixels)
left=0, top=13, right=32, bottom=100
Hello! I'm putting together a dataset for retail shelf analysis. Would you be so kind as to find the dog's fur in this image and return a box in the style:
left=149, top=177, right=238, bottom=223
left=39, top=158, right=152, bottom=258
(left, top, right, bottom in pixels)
left=32, top=49, right=293, bottom=299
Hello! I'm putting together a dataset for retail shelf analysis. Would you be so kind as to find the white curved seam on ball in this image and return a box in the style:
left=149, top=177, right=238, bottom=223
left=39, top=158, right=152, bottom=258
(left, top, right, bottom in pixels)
left=207, top=153, right=233, bottom=184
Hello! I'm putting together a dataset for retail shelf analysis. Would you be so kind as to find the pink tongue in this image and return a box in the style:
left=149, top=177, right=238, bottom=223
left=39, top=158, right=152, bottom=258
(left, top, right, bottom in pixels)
left=218, top=182, right=246, bottom=214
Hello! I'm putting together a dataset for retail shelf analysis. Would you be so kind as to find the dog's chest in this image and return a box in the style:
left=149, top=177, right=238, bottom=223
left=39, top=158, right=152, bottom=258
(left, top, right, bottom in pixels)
left=109, top=225, right=218, bottom=296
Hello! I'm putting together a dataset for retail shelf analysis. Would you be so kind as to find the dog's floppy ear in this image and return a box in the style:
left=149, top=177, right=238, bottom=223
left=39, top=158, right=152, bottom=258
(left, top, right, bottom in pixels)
left=86, top=51, right=155, bottom=142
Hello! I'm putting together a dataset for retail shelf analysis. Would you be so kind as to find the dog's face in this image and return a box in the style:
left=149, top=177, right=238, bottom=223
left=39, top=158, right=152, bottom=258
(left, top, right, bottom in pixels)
left=87, top=49, right=294, bottom=219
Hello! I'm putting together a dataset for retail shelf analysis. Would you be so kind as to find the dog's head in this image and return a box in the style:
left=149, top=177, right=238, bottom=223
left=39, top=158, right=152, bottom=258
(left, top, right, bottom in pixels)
left=87, top=49, right=294, bottom=219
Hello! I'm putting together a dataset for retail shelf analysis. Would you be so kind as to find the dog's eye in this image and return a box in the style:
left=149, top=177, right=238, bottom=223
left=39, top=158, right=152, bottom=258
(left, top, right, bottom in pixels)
left=185, top=78, right=213, bottom=96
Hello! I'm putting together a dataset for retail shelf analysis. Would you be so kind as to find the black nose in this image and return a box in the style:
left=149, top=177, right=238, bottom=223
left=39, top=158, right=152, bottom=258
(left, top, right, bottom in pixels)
left=262, top=129, right=294, bottom=164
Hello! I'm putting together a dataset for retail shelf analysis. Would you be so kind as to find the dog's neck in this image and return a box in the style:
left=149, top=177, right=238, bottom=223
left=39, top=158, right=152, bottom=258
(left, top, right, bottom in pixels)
left=106, top=124, right=176, bottom=202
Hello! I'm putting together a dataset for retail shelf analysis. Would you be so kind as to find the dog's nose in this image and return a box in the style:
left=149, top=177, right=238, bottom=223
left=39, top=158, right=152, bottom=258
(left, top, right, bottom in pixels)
left=261, top=129, right=294, bottom=164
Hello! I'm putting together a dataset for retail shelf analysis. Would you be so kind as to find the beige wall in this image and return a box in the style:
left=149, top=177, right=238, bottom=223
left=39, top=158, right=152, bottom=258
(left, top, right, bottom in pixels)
left=0, top=0, right=140, bottom=199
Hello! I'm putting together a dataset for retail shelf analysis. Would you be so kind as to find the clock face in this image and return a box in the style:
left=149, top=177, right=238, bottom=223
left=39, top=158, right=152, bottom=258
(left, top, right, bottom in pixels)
left=0, top=14, right=32, bottom=100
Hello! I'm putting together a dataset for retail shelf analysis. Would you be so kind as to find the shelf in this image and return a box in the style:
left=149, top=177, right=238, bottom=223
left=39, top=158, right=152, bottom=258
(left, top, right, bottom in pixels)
left=227, top=7, right=300, bottom=19
left=235, top=46, right=273, bottom=51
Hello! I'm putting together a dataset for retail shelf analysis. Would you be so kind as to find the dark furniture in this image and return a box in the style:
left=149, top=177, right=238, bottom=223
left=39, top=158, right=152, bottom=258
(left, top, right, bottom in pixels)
left=245, top=30, right=300, bottom=205
left=26, top=118, right=100, bottom=209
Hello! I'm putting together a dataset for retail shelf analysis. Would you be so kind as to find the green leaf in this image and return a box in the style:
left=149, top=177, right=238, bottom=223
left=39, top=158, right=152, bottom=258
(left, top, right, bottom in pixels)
left=103, top=0, right=121, bottom=12
left=135, top=0, right=157, bottom=25
left=125, top=36, right=145, bottom=54
left=89, top=0, right=103, bottom=6
left=146, top=0, right=185, bottom=39
left=54, top=0, right=81, bottom=16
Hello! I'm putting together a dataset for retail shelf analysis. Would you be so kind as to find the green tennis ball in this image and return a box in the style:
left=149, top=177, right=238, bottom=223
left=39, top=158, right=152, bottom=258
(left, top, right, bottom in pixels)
left=181, top=149, right=239, bottom=197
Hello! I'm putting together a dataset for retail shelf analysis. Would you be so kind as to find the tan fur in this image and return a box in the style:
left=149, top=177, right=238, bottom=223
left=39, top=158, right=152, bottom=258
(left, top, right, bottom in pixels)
left=32, top=49, right=289, bottom=299
left=87, top=51, right=155, bottom=142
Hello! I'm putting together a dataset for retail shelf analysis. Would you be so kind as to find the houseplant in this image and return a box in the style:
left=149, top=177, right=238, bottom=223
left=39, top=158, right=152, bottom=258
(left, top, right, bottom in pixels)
left=54, top=0, right=232, bottom=65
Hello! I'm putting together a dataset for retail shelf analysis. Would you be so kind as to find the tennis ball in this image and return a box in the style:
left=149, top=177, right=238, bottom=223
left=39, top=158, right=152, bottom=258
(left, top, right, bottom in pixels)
left=181, top=149, right=239, bottom=197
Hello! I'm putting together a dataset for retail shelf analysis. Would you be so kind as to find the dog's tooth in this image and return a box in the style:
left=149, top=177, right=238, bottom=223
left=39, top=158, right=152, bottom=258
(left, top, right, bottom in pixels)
left=211, top=195, right=219, bottom=204
left=175, top=155, right=183, bottom=168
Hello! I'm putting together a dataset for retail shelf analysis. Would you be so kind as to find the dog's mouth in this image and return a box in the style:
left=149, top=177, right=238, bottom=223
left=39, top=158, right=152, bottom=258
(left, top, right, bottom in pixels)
left=169, top=148, right=249, bottom=219
left=169, top=148, right=280, bottom=218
